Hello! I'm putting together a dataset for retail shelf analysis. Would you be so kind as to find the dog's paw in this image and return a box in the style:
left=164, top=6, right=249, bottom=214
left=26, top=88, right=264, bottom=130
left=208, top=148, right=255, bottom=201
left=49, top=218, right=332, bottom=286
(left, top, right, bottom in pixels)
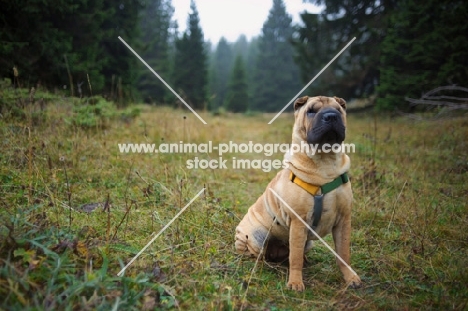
left=346, top=275, right=362, bottom=289
left=287, top=280, right=305, bottom=292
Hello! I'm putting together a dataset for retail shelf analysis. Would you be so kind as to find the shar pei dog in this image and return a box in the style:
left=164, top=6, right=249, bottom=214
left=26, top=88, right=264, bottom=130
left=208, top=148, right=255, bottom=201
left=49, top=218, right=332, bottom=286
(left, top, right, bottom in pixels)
left=235, top=96, right=362, bottom=291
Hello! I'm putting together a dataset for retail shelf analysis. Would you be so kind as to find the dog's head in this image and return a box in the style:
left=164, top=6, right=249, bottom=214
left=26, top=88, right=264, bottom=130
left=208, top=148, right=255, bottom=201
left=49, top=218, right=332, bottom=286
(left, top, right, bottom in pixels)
left=293, top=96, right=347, bottom=146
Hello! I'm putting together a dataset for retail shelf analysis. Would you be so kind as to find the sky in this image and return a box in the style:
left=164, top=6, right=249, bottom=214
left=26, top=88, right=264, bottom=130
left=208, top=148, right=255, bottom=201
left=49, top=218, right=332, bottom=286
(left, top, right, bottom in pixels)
left=172, top=0, right=322, bottom=43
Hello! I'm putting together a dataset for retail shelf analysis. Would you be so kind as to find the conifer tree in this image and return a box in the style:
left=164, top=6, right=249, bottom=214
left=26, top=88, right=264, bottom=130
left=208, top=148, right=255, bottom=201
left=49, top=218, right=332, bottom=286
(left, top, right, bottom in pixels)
left=252, top=0, right=301, bottom=112
left=377, top=0, right=468, bottom=110
left=295, top=0, right=396, bottom=99
left=173, top=0, right=208, bottom=109
left=100, top=0, right=142, bottom=101
left=225, top=54, right=249, bottom=113
left=0, top=0, right=143, bottom=99
left=209, top=37, right=233, bottom=111
left=138, top=0, right=175, bottom=103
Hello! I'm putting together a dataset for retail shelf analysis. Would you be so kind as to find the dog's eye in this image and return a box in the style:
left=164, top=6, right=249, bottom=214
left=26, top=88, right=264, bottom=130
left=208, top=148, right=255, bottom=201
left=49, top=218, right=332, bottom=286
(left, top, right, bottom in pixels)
left=307, top=109, right=316, bottom=117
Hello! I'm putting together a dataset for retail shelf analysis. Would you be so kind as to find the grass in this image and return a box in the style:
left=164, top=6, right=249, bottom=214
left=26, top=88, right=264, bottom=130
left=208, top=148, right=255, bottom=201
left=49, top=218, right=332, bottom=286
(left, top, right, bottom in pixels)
left=0, top=92, right=467, bottom=310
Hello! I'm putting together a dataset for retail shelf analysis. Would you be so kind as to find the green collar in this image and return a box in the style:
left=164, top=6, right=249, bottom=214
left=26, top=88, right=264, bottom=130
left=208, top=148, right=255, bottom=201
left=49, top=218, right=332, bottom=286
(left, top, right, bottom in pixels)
left=321, top=172, right=349, bottom=194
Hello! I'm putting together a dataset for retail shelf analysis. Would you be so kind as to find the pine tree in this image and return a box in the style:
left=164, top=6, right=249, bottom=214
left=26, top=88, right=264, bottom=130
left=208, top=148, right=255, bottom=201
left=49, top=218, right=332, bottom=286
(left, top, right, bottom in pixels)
left=246, top=37, right=259, bottom=100
left=209, top=37, right=233, bottom=111
left=173, top=0, right=207, bottom=109
left=101, top=0, right=142, bottom=102
left=1, top=0, right=141, bottom=100
left=233, top=35, right=249, bottom=64
left=377, top=0, right=468, bottom=110
left=0, top=0, right=110, bottom=94
left=252, top=0, right=302, bottom=112
left=292, top=13, right=334, bottom=97
left=225, top=54, right=249, bottom=113
left=138, top=0, right=175, bottom=103
left=296, top=0, right=397, bottom=99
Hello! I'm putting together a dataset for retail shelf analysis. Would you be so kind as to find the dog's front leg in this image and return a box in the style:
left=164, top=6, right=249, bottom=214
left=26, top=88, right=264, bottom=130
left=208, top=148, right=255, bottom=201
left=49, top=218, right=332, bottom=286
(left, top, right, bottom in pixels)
left=332, top=215, right=362, bottom=288
left=287, top=218, right=307, bottom=291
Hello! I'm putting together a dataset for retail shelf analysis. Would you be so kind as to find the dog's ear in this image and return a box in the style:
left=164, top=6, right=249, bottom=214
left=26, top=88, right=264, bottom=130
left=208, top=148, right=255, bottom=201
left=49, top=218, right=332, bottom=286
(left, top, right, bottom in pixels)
left=294, top=96, right=309, bottom=111
left=334, top=96, right=347, bottom=110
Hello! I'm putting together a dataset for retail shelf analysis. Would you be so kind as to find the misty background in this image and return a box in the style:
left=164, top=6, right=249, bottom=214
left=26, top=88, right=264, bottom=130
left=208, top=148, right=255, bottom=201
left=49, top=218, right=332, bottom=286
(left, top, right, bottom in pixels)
left=1, top=0, right=467, bottom=112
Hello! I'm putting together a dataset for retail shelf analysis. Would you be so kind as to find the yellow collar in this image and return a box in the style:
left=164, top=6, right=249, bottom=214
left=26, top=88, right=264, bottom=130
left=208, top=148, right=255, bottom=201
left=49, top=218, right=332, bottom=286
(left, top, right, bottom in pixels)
left=289, top=171, right=321, bottom=195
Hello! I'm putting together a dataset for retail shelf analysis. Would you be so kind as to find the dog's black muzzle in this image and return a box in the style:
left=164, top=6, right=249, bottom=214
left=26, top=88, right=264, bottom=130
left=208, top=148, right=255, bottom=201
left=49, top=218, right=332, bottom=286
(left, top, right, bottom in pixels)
left=306, top=108, right=345, bottom=146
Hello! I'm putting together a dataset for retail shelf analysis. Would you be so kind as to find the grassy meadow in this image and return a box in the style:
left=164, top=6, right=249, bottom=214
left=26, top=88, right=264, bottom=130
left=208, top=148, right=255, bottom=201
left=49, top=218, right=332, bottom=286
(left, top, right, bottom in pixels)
left=0, top=95, right=467, bottom=310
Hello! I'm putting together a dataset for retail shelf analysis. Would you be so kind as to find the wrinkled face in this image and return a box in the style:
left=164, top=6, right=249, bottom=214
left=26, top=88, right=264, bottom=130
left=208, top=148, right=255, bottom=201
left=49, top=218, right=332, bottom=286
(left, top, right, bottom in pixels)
left=294, top=96, right=347, bottom=146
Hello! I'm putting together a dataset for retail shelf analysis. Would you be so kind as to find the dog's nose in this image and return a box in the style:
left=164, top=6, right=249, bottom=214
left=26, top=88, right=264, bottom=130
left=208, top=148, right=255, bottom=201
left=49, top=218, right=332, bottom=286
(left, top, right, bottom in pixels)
left=322, top=111, right=339, bottom=123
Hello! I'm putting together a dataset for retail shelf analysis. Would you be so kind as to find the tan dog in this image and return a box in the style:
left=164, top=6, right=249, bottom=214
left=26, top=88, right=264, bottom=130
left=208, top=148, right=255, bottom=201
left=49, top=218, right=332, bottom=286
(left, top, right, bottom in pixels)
left=235, top=96, right=362, bottom=291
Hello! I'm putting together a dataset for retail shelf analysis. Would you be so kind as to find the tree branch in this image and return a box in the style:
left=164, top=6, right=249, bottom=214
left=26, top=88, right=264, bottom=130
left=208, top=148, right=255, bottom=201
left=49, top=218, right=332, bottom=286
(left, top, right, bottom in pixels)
left=422, top=85, right=468, bottom=97
left=405, top=97, right=468, bottom=109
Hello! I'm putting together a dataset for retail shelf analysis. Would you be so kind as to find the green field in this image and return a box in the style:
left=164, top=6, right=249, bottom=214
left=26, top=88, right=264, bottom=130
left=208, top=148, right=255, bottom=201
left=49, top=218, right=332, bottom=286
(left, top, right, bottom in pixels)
left=1, top=97, right=467, bottom=310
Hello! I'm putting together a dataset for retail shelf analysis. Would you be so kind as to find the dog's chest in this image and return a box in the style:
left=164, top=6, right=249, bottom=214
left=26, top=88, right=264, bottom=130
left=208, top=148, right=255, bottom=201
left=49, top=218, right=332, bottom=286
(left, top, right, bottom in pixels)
left=302, top=193, right=338, bottom=238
